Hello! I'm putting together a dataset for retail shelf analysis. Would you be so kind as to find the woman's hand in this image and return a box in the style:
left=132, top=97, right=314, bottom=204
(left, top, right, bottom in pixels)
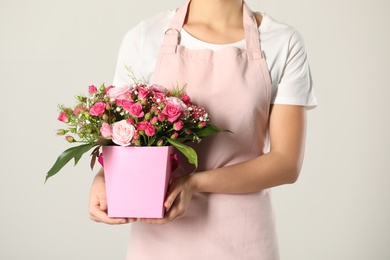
left=140, top=174, right=196, bottom=224
left=89, top=169, right=136, bottom=224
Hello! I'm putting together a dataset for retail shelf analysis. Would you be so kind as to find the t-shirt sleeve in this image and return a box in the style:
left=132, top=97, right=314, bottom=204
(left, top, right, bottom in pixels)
left=271, top=31, right=317, bottom=109
left=112, top=24, right=144, bottom=87
left=111, top=11, right=172, bottom=87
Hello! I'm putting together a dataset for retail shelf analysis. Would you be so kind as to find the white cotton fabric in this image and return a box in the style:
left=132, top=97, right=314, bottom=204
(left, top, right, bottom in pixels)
left=113, top=10, right=317, bottom=109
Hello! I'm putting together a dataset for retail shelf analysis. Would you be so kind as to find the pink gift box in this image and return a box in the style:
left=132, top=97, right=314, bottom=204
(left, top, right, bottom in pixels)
left=102, top=145, right=173, bottom=218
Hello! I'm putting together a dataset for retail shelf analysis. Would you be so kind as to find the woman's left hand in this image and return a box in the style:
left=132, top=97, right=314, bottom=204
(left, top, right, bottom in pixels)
left=140, top=174, right=196, bottom=224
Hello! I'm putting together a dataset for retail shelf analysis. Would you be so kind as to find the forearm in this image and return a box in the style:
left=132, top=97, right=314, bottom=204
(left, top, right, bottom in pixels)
left=190, top=105, right=307, bottom=194
left=190, top=150, right=303, bottom=194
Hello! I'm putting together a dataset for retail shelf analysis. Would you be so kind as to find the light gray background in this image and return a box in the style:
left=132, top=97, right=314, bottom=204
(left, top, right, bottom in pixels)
left=1, top=0, right=389, bottom=259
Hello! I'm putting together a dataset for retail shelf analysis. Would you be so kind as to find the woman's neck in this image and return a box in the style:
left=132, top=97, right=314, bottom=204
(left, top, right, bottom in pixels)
left=186, top=0, right=243, bottom=30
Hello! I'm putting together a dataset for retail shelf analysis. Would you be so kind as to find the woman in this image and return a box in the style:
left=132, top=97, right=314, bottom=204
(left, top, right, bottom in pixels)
left=89, top=0, right=317, bottom=259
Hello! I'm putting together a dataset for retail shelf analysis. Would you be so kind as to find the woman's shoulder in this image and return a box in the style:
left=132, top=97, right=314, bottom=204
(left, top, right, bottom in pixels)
left=259, top=13, right=307, bottom=53
left=123, top=10, right=175, bottom=41
left=259, top=13, right=300, bottom=40
left=140, top=10, right=175, bottom=29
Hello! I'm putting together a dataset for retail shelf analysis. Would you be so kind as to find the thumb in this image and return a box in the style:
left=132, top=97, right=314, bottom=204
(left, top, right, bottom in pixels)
left=99, top=196, right=108, bottom=211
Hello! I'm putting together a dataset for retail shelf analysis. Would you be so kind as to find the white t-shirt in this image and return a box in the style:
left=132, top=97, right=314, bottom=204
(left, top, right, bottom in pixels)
left=113, top=10, right=317, bottom=109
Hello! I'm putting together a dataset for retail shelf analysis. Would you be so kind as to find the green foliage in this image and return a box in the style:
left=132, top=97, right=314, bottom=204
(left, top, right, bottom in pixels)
left=45, top=143, right=99, bottom=182
left=47, top=72, right=231, bottom=182
left=166, top=138, right=198, bottom=170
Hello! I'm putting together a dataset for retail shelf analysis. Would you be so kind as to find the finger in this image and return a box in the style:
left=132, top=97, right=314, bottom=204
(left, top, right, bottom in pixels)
left=89, top=196, right=135, bottom=224
left=99, top=196, right=108, bottom=211
left=91, top=206, right=135, bottom=224
left=89, top=213, right=100, bottom=222
left=92, top=206, right=136, bottom=224
left=142, top=194, right=184, bottom=224
left=164, top=184, right=182, bottom=209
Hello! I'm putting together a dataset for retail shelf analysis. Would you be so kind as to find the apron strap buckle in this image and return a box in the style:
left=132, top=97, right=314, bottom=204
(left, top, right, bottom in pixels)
left=164, top=28, right=181, bottom=46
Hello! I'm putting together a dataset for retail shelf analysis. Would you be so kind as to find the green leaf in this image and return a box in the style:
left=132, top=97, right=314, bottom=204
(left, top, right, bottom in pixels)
left=45, top=143, right=98, bottom=183
left=197, top=124, right=232, bottom=138
left=89, top=146, right=101, bottom=170
left=166, top=138, right=198, bottom=170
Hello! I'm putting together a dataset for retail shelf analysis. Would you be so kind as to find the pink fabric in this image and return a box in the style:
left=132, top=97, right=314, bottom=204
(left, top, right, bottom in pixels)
left=127, top=1, right=279, bottom=259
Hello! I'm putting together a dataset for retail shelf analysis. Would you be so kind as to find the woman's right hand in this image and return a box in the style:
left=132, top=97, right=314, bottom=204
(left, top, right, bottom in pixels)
left=89, top=169, right=136, bottom=224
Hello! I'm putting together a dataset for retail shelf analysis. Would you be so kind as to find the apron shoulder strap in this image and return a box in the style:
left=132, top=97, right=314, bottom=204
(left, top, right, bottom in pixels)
left=162, top=0, right=190, bottom=46
left=161, top=0, right=263, bottom=55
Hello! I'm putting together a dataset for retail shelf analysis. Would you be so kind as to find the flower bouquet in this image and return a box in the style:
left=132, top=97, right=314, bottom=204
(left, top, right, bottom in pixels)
left=46, top=76, right=225, bottom=217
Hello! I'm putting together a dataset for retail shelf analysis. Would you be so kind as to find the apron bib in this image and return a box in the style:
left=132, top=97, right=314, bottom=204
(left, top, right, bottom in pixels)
left=127, top=1, right=279, bottom=259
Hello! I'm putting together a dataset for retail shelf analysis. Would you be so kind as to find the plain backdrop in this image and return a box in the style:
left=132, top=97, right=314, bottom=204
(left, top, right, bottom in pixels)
left=1, top=0, right=389, bottom=259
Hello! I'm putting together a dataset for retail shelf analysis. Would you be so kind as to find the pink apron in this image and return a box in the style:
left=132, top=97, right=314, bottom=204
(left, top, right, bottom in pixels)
left=127, top=1, right=279, bottom=259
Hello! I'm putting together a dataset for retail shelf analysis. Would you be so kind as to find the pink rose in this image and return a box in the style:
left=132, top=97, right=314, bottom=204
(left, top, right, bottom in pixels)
left=153, top=92, right=166, bottom=103
left=150, top=84, right=166, bottom=92
left=136, top=121, right=150, bottom=131
left=158, top=112, right=165, bottom=122
left=100, top=122, right=112, bottom=139
left=173, top=120, right=184, bottom=131
left=166, top=97, right=187, bottom=111
left=104, top=85, right=114, bottom=94
left=107, top=85, right=132, bottom=100
left=137, top=87, right=151, bottom=99
left=170, top=132, right=179, bottom=140
left=112, top=120, right=135, bottom=146
left=88, top=85, right=97, bottom=94
left=121, top=99, right=134, bottom=111
left=145, top=124, right=156, bottom=137
left=126, top=118, right=134, bottom=124
left=129, top=103, right=144, bottom=118
left=198, top=121, right=207, bottom=129
left=180, top=94, right=191, bottom=104
left=89, top=102, right=106, bottom=116
left=57, top=111, right=69, bottom=122
left=150, top=116, right=158, bottom=125
left=162, top=103, right=182, bottom=122
left=65, top=135, right=75, bottom=143
left=73, top=104, right=85, bottom=116
left=163, top=97, right=188, bottom=122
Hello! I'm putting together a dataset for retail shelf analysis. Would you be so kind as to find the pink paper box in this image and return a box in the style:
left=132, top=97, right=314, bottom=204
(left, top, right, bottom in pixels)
left=102, top=146, right=173, bottom=218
